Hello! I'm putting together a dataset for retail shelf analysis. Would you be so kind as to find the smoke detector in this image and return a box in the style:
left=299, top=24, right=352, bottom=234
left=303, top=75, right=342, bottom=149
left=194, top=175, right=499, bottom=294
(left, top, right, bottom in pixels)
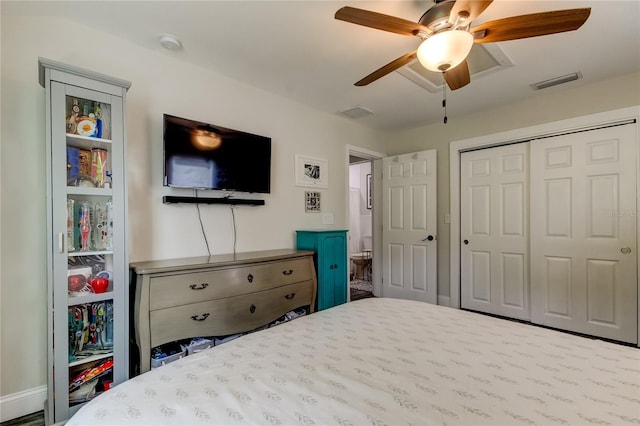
left=159, top=34, right=182, bottom=51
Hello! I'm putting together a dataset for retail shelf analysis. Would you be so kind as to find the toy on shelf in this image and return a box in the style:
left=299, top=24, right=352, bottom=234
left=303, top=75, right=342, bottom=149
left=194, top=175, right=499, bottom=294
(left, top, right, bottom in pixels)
left=79, top=202, right=91, bottom=252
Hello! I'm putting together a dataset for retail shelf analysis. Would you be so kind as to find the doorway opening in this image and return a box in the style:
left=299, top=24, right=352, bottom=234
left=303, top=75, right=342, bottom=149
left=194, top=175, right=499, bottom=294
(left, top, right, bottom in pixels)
left=346, top=145, right=385, bottom=302
left=348, top=158, right=373, bottom=301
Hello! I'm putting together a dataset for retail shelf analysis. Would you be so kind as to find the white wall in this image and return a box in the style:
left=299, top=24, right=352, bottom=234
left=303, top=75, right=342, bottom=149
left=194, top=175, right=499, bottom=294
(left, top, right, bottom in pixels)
left=0, top=13, right=386, bottom=414
left=358, top=162, right=372, bottom=243
left=349, top=163, right=361, bottom=189
left=386, top=71, right=640, bottom=301
left=348, top=162, right=372, bottom=254
left=2, top=8, right=639, bottom=420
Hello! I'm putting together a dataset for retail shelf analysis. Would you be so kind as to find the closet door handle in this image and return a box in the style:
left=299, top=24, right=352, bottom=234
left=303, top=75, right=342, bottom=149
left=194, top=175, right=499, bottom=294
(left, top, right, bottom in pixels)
left=189, top=283, right=209, bottom=290
left=191, top=313, right=210, bottom=321
left=58, top=232, right=65, bottom=253
left=463, top=239, right=469, bottom=245
left=247, top=273, right=254, bottom=283
left=621, top=247, right=632, bottom=254
left=249, top=304, right=256, bottom=314
left=282, top=269, right=293, bottom=276
left=284, top=293, right=296, bottom=300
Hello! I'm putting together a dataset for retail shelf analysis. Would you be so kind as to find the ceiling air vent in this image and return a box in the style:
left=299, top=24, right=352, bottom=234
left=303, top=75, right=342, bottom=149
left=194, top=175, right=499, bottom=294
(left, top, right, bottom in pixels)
left=397, top=43, right=513, bottom=93
left=531, top=72, right=582, bottom=90
left=340, top=105, right=374, bottom=119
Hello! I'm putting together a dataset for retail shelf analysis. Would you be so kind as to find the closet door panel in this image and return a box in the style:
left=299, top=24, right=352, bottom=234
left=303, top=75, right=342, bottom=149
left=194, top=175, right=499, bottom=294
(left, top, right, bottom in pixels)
left=586, top=259, right=617, bottom=325
left=471, top=251, right=491, bottom=302
left=461, top=143, right=530, bottom=319
left=502, top=182, right=525, bottom=236
left=588, top=174, right=617, bottom=237
left=545, top=178, right=572, bottom=237
left=470, top=185, right=490, bottom=235
left=502, top=253, right=525, bottom=308
left=545, top=256, right=572, bottom=317
left=530, top=124, right=637, bottom=344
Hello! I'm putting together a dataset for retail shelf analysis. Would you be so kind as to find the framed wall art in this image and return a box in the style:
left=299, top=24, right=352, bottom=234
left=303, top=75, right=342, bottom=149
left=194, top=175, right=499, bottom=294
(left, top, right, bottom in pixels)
left=295, top=154, right=328, bottom=188
left=305, top=191, right=321, bottom=213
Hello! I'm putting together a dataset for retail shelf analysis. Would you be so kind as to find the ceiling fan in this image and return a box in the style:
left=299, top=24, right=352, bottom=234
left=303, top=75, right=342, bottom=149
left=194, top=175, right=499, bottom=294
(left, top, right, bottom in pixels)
left=335, top=0, right=591, bottom=90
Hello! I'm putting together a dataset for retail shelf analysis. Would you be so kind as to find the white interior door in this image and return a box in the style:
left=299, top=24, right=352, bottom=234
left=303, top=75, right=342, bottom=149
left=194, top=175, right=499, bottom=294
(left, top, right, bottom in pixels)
left=382, top=150, right=437, bottom=304
left=460, top=143, right=530, bottom=320
left=530, top=124, right=638, bottom=343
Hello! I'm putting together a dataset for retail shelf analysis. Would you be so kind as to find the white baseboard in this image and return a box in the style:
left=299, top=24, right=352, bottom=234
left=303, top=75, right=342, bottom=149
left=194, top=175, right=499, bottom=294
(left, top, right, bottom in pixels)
left=0, top=385, right=47, bottom=422
left=437, top=295, right=451, bottom=307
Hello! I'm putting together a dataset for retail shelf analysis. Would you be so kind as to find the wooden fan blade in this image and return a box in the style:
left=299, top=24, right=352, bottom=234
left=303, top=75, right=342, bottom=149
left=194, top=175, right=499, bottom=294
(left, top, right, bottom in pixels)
left=335, top=6, right=427, bottom=36
left=449, top=0, right=493, bottom=25
left=355, top=51, right=417, bottom=86
left=444, top=60, right=471, bottom=90
left=471, top=8, right=591, bottom=43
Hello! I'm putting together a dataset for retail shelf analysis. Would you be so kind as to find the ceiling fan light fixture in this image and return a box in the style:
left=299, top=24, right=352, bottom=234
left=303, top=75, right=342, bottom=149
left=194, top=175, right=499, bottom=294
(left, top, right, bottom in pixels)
left=417, top=30, right=474, bottom=72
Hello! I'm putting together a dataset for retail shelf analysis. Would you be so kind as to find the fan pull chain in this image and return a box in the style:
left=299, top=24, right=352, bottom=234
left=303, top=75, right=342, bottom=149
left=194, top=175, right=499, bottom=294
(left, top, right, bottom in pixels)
left=442, top=74, right=448, bottom=124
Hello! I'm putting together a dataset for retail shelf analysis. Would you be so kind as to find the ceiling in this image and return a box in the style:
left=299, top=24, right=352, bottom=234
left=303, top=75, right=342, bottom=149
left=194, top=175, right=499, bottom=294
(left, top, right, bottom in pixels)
left=6, top=1, right=640, bottom=131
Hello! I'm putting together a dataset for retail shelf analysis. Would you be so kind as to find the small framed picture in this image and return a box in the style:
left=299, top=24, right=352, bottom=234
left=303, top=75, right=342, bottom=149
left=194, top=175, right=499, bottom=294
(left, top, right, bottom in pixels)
left=295, top=154, right=329, bottom=188
left=366, top=174, right=372, bottom=209
left=305, top=191, right=321, bottom=213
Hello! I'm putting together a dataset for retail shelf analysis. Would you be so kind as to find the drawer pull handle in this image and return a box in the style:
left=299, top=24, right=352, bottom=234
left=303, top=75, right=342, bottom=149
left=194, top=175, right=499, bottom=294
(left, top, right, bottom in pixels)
left=249, top=304, right=256, bottom=314
left=247, top=274, right=254, bottom=283
left=282, top=269, right=293, bottom=276
left=191, top=313, right=210, bottom=321
left=189, top=283, right=209, bottom=290
left=284, top=293, right=296, bottom=300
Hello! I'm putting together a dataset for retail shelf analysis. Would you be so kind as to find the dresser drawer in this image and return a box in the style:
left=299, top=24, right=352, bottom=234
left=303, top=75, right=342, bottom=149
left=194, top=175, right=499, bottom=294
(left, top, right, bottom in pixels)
left=149, top=280, right=314, bottom=348
left=149, top=258, right=313, bottom=310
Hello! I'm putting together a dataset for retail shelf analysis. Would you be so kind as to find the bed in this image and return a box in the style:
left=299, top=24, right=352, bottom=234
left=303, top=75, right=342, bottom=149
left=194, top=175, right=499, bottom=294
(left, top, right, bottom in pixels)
left=67, top=297, right=639, bottom=425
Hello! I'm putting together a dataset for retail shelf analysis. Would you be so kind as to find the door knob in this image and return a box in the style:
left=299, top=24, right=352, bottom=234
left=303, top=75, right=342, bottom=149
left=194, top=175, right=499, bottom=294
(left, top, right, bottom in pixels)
left=621, top=247, right=632, bottom=254
left=463, top=239, right=469, bottom=245
left=422, top=235, right=435, bottom=242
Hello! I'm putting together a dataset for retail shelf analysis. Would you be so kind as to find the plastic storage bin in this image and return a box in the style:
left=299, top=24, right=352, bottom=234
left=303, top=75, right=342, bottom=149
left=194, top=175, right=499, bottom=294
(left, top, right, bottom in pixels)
left=181, top=338, right=213, bottom=355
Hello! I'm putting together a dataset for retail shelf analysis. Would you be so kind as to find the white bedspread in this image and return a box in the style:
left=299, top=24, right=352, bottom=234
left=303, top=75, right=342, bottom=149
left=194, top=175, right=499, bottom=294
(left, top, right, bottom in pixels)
left=68, top=298, right=640, bottom=425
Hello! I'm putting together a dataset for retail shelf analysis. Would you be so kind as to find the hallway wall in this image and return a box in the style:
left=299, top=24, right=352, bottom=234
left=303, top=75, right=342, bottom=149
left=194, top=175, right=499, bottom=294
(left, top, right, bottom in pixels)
left=348, top=162, right=372, bottom=254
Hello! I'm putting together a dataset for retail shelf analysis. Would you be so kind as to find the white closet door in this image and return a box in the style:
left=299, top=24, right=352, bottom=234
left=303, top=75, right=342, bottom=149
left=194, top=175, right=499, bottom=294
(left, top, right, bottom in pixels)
left=461, top=143, right=530, bottom=320
left=530, top=124, right=637, bottom=343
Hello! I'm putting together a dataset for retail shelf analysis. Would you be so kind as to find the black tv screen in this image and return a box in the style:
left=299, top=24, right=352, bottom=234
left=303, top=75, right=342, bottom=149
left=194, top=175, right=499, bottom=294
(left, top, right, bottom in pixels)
left=163, top=114, right=271, bottom=193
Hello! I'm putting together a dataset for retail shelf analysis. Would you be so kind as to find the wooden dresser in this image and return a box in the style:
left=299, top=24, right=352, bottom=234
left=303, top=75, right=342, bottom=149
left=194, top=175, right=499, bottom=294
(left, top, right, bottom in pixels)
left=131, top=249, right=317, bottom=373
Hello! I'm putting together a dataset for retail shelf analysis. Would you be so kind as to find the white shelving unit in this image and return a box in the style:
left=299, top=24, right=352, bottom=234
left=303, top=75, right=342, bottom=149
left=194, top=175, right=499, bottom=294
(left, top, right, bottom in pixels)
left=39, top=58, right=131, bottom=424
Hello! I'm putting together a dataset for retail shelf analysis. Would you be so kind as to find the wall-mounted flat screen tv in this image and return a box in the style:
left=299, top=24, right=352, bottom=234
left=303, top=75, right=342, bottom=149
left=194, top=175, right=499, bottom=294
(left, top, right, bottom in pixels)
left=163, top=114, right=271, bottom=193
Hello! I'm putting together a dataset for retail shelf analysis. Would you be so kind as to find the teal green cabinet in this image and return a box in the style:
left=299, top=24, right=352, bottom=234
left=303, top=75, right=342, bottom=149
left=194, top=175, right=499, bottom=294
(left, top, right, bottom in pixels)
left=296, top=230, right=348, bottom=311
